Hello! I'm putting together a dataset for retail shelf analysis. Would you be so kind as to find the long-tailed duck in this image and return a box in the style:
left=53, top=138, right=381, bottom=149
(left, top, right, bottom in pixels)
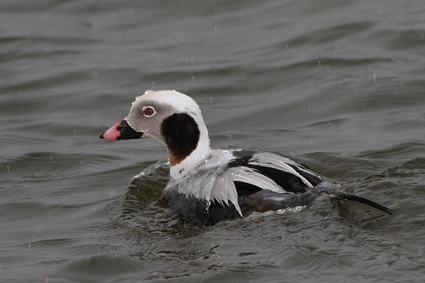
left=100, top=90, right=394, bottom=225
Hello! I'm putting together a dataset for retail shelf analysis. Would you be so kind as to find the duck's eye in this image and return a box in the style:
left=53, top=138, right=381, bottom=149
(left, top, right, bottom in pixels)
left=142, top=106, right=156, bottom=117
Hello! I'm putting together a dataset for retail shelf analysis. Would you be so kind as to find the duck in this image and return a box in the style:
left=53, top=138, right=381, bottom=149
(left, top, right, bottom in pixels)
left=100, top=90, right=394, bottom=225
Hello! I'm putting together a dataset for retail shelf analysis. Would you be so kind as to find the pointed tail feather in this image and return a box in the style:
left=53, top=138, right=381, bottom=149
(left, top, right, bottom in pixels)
left=333, top=193, right=395, bottom=215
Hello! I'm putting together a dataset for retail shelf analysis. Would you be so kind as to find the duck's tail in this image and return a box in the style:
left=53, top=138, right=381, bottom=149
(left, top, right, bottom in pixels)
left=331, top=192, right=395, bottom=215
left=314, top=181, right=395, bottom=215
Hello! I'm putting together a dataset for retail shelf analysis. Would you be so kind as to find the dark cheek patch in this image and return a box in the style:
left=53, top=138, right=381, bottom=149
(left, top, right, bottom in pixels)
left=161, top=113, right=200, bottom=166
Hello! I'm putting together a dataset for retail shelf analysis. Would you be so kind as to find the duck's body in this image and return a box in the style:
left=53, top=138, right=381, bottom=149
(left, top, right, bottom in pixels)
left=163, top=149, right=332, bottom=225
left=100, top=90, right=393, bottom=225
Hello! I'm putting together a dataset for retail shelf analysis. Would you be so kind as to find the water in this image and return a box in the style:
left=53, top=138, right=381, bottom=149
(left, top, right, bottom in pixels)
left=1, top=0, right=425, bottom=282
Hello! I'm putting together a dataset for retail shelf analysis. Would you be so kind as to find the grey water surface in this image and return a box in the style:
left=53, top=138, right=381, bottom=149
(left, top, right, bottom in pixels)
left=1, top=1, right=425, bottom=282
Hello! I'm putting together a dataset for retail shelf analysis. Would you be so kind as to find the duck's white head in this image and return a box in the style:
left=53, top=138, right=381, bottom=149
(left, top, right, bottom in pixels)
left=100, top=90, right=212, bottom=180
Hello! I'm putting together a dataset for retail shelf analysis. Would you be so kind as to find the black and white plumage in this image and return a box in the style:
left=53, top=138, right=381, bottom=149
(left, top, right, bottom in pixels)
left=100, top=90, right=394, bottom=225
